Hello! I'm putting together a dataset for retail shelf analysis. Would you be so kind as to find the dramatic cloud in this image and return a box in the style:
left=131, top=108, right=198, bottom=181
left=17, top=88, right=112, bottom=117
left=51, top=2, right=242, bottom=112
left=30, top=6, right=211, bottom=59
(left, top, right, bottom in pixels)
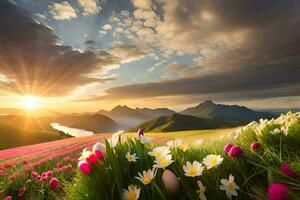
left=0, top=1, right=140, bottom=96
left=109, top=45, right=146, bottom=64
left=98, top=0, right=300, bottom=103
left=78, top=0, right=101, bottom=16
left=48, top=1, right=77, bottom=20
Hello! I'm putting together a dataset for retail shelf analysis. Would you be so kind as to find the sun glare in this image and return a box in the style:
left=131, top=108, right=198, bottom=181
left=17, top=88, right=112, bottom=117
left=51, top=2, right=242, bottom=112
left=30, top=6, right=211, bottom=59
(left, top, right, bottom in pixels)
left=23, top=96, right=40, bottom=110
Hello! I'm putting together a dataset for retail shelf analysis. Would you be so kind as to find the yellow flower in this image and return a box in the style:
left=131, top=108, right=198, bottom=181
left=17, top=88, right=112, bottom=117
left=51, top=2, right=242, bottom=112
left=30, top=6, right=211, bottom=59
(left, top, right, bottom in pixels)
left=135, top=168, right=157, bottom=185
left=126, top=152, right=138, bottom=163
left=183, top=161, right=204, bottom=177
left=153, top=154, right=173, bottom=168
left=123, top=185, right=140, bottom=200
left=148, top=146, right=170, bottom=159
left=202, top=154, right=223, bottom=169
left=219, top=174, right=239, bottom=199
left=179, top=144, right=188, bottom=152
left=197, top=180, right=207, bottom=200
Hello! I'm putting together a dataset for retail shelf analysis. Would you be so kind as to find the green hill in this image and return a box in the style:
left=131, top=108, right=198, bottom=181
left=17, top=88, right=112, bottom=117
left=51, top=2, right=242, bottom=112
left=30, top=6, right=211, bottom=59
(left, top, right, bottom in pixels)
left=0, top=122, right=69, bottom=150
left=130, top=114, right=233, bottom=132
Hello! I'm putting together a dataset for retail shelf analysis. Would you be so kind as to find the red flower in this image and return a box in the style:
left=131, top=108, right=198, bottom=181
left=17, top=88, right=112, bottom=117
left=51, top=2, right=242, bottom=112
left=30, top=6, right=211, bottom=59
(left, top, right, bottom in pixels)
left=228, top=146, right=243, bottom=157
left=78, top=161, right=91, bottom=174
left=251, top=142, right=260, bottom=150
left=224, top=144, right=233, bottom=152
left=4, top=196, right=12, bottom=200
left=94, top=150, right=104, bottom=160
left=49, top=178, right=59, bottom=190
left=86, top=154, right=97, bottom=165
left=18, top=187, right=26, bottom=197
left=46, top=171, right=53, bottom=178
left=268, top=183, right=290, bottom=200
left=280, top=164, right=298, bottom=177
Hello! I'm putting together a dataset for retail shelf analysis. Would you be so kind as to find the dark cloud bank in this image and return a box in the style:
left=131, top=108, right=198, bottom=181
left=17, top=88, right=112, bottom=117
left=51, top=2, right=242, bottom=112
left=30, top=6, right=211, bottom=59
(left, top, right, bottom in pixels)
left=103, top=0, right=300, bottom=101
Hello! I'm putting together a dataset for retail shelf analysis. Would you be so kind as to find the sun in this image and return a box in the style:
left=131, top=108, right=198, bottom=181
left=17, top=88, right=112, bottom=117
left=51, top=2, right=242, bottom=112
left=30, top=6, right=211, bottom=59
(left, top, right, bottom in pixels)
left=22, top=96, right=40, bottom=110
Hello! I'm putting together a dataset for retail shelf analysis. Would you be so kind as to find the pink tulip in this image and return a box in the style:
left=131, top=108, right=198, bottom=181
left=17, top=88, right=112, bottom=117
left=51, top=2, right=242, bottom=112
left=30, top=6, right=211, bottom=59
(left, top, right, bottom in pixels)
left=224, top=144, right=233, bottom=152
left=268, top=183, right=290, bottom=200
left=78, top=161, right=91, bottom=174
left=18, top=187, right=26, bottom=197
left=46, top=170, right=53, bottom=178
left=86, top=154, right=97, bottom=165
left=251, top=142, right=260, bottom=150
left=137, top=129, right=144, bottom=137
left=229, top=146, right=243, bottom=157
left=49, top=178, right=59, bottom=190
left=280, top=164, right=298, bottom=177
left=94, top=150, right=105, bottom=160
left=4, top=196, right=12, bottom=200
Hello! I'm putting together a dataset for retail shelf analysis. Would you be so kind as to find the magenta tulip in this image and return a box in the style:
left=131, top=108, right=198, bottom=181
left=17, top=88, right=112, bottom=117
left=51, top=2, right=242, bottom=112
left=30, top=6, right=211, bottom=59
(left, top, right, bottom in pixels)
left=49, top=178, right=59, bottom=190
left=4, top=196, right=12, bottom=200
left=78, top=161, right=91, bottom=174
left=251, top=142, right=260, bottom=150
left=18, top=187, right=25, bottom=197
left=229, top=146, right=243, bottom=157
left=94, top=150, right=104, bottom=160
left=224, top=144, right=233, bottom=152
left=86, top=154, right=97, bottom=165
left=268, top=183, right=290, bottom=200
left=137, top=128, right=144, bottom=137
left=280, top=164, right=298, bottom=177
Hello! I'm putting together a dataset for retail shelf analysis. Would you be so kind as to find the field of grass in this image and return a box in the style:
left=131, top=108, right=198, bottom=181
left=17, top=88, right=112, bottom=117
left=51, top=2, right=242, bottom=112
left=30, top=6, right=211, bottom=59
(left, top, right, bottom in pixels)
left=124, top=127, right=239, bottom=144
left=0, top=112, right=300, bottom=199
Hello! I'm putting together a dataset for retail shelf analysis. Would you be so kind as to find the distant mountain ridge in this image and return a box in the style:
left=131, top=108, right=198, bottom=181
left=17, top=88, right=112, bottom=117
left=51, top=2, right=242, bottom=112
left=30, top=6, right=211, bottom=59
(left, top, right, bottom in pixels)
left=130, top=113, right=235, bottom=132
left=97, top=105, right=177, bottom=128
left=181, top=100, right=276, bottom=122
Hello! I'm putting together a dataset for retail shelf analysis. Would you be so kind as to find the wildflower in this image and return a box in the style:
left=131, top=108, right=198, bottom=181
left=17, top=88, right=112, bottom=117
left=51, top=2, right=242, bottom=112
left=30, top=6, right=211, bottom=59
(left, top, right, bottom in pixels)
left=280, top=164, right=298, bottom=177
left=93, top=142, right=106, bottom=159
left=78, top=161, right=91, bottom=174
left=268, top=183, right=290, bottom=200
left=224, top=144, right=233, bottom=153
left=250, top=142, right=260, bottom=151
left=139, top=135, right=151, bottom=144
left=108, top=130, right=123, bottom=148
left=123, top=185, right=140, bottom=200
left=137, top=128, right=144, bottom=137
left=270, top=128, right=281, bottom=135
left=148, top=146, right=170, bottom=158
left=197, top=180, right=207, bottom=200
left=126, top=152, right=139, bottom=163
left=202, top=154, right=223, bottom=169
left=4, top=196, right=12, bottom=200
left=86, top=153, right=97, bottom=165
left=228, top=146, right=243, bottom=158
left=49, top=178, right=59, bottom=190
left=18, top=187, right=26, bottom=197
left=219, top=174, right=239, bottom=199
left=153, top=154, right=173, bottom=168
left=183, top=161, right=204, bottom=177
left=135, top=168, right=157, bottom=185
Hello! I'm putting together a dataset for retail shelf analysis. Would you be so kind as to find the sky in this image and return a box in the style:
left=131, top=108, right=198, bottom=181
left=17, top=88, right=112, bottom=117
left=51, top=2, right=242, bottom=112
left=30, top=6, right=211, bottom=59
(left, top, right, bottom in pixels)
left=0, top=0, right=299, bottom=113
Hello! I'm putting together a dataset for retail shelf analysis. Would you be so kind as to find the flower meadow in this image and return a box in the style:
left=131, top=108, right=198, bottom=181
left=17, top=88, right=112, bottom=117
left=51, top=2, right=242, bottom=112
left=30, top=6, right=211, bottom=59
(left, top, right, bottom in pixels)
left=1, top=112, right=300, bottom=199
left=65, top=112, right=300, bottom=200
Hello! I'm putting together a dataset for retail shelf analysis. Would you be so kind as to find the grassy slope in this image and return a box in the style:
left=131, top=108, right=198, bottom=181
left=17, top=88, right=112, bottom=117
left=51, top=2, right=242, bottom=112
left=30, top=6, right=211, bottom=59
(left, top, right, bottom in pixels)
left=0, top=123, right=68, bottom=150
left=130, top=114, right=234, bottom=133
left=65, top=112, right=300, bottom=200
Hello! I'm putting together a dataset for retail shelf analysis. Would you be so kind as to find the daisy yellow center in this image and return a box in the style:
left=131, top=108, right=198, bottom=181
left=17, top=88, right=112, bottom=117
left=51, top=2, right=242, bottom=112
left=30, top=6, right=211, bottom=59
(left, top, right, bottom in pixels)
left=187, top=167, right=198, bottom=176
left=159, top=158, right=169, bottom=166
left=154, top=152, right=161, bottom=158
left=128, top=155, right=133, bottom=160
left=143, top=177, right=152, bottom=185
left=227, top=182, right=234, bottom=191
left=128, top=192, right=137, bottom=200
left=210, top=157, right=218, bottom=166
